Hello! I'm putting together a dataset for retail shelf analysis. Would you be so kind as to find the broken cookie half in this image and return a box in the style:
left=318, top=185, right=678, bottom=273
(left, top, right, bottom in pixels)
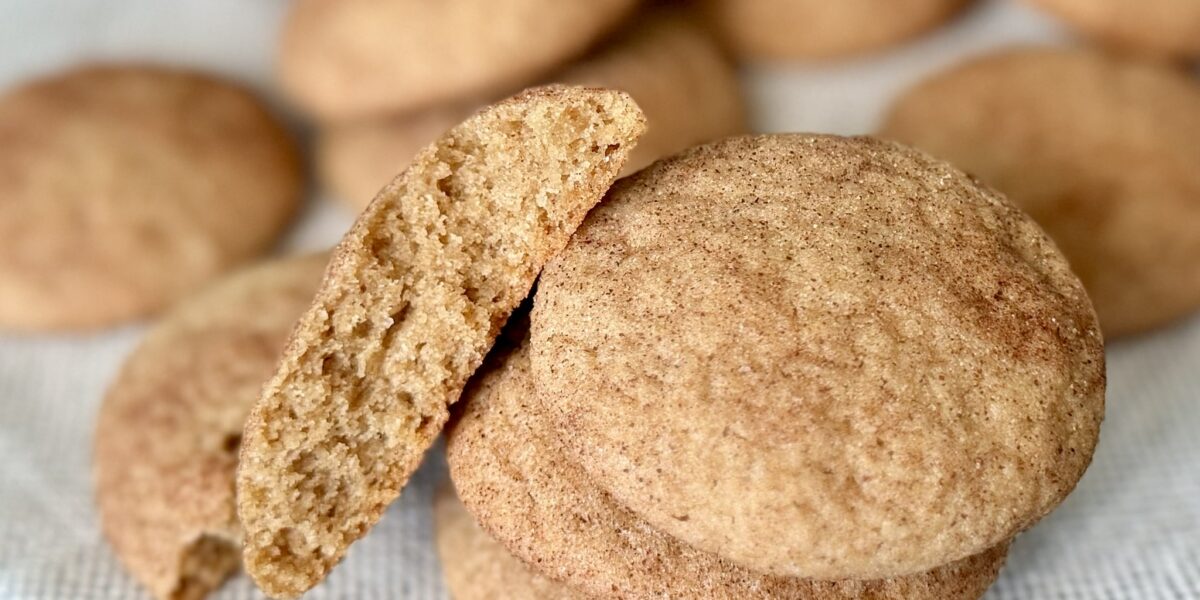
left=235, top=85, right=645, bottom=598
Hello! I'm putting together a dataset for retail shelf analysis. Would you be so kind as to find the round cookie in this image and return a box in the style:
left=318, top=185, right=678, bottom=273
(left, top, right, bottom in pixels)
left=318, top=12, right=745, bottom=211
left=278, top=0, right=638, bottom=119
left=447, top=333, right=1011, bottom=599
left=531, top=134, right=1105, bottom=580
left=881, top=47, right=1200, bottom=337
left=0, top=65, right=302, bottom=331
left=1026, top=0, right=1200, bottom=58
left=700, top=0, right=971, bottom=60
left=94, top=254, right=327, bottom=600
left=433, top=487, right=578, bottom=600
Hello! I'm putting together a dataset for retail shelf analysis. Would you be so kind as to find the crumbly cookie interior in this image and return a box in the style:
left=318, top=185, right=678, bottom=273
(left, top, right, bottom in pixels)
left=237, top=87, right=644, bottom=598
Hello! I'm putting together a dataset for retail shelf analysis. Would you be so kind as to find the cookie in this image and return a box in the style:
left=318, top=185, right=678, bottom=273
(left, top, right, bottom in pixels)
left=447, top=330, right=1011, bottom=599
left=278, top=0, right=638, bottom=119
left=0, top=66, right=302, bottom=331
left=881, top=47, right=1200, bottom=337
left=318, top=12, right=745, bottom=211
left=1026, top=0, right=1200, bottom=58
left=700, top=0, right=971, bottom=60
left=532, top=134, right=1104, bottom=580
left=433, top=487, right=576, bottom=600
left=94, top=254, right=327, bottom=600
left=236, top=85, right=645, bottom=598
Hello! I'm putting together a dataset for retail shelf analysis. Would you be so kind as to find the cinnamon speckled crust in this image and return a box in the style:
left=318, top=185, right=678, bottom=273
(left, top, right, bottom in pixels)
left=318, top=12, right=745, bottom=211
left=700, top=0, right=971, bottom=60
left=236, top=86, right=645, bottom=598
left=94, top=254, right=327, bottom=600
left=532, top=134, right=1104, bottom=580
left=881, top=47, right=1200, bottom=337
left=433, top=487, right=580, bottom=600
left=1026, top=0, right=1200, bottom=58
left=0, top=66, right=303, bottom=331
left=278, top=0, right=638, bottom=119
left=447, top=335, right=1010, bottom=599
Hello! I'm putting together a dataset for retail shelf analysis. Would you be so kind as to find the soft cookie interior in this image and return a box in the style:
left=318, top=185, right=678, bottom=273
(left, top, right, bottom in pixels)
left=236, top=85, right=645, bottom=598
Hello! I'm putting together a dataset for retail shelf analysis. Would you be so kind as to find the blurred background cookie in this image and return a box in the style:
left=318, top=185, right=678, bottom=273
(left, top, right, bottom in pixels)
left=93, top=254, right=326, bottom=600
left=882, top=47, right=1200, bottom=337
left=0, top=66, right=302, bottom=331
left=700, top=0, right=973, bottom=60
left=532, top=134, right=1104, bottom=580
left=447, top=329, right=1011, bottom=599
left=317, top=12, right=745, bottom=211
left=1025, top=0, right=1200, bottom=59
left=278, top=0, right=638, bottom=119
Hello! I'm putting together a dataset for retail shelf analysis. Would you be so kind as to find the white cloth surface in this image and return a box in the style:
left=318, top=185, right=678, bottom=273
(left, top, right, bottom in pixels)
left=0, top=1, right=1197, bottom=598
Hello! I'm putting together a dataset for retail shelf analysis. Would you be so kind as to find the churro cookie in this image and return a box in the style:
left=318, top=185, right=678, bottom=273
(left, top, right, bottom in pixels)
left=94, top=254, right=327, bottom=600
left=434, top=488, right=577, bottom=600
left=447, top=333, right=1010, bottom=599
left=700, top=0, right=971, bottom=60
left=1027, top=0, right=1200, bottom=58
left=278, top=0, right=637, bottom=119
left=532, top=134, right=1104, bottom=580
left=236, top=86, right=645, bottom=598
left=882, top=47, right=1200, bottom=337
left=319, top=13, right=745, bottom=210
left=0, top=66, right=302, bottom=331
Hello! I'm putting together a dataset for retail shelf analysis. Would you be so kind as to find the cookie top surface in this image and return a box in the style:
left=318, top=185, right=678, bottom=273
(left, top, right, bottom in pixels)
left=94, top=254, right=327, bottom=600
left=279, top=0, right=637, bottom=119
left=447, top=334, right=1010, bottom=599
left=434, top=488, right=577, bottom=600
left=236, top=86, right=644, bottom=598
left=532, top=134, right=1104, bottom=579
left=1027, top=0, right=1200, bottom=57
left=0, top=65, right=302, bottom=331
left=881, top=47, right=1200, bottom=337
left=318, top=12, right=744, bottom=211
left=700, top=0, right=970, bottom=60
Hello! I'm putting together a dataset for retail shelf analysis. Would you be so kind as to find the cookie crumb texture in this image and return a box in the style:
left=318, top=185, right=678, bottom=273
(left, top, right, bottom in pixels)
left=93, top=255, right=327, bottom=600
left=533, top=134, right=1104, bottom=580
left=236, top=86, right=644, bottom=598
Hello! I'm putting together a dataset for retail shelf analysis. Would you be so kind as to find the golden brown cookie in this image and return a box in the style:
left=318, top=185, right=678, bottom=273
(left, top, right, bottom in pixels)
left=881, top=47, right=1200, bottom=337
left=434, top=487, right=578, bottom=600
left=532, top=134, right=1104, bottom=580
left=236, top=85, right=645, bottom=598
left=700, top=0, right=971, bottom=60
left=278, top=0, right=638, bottom=119
left=318, top=12, right=745, bottom=211
left=0, top=66, right=302, bottom=331
left=1026, top=0, right=1200, bottom=58
left=447, top=331, right=1010, bottom=599
left=94, top=254, right=327, bottom=600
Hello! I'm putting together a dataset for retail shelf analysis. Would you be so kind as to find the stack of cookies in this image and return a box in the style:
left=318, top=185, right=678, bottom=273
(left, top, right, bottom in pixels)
left=434, top=133, right=1106, bottom=599
left=275, top=0, right=746, bottom=211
